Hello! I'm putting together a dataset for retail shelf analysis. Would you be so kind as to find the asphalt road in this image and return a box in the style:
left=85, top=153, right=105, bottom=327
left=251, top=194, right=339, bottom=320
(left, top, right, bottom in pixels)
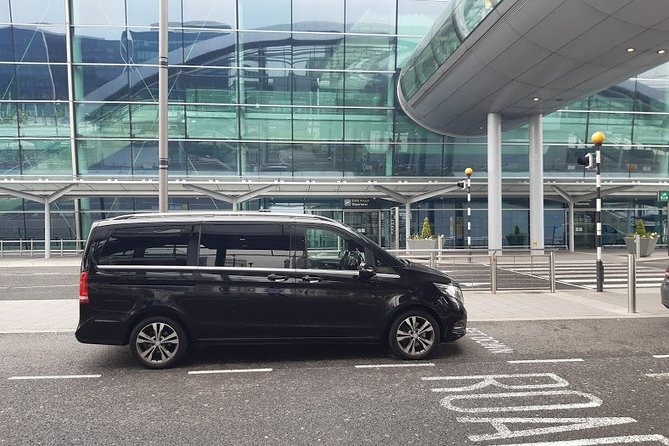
left=1, top=319, right=668, bottom=445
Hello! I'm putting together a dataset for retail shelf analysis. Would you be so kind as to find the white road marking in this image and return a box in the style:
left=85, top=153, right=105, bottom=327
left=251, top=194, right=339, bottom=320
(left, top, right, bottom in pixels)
left=645, top=372, right=669, bottom=378
left=8, top=374, right=101, bottom=380
left=508, top=359, right=584, bottom=364
left=355, top=363, right=435, bottom=369
left=188, top=368, right=273, bottom=375
left=495, top=435, right=669, bottom=445
left=653, top=354, right=669, bottom=358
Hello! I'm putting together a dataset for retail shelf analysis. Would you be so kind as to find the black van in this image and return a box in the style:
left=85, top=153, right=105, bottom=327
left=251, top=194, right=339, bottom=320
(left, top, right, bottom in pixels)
left=76, top=212, right=466, bottom=368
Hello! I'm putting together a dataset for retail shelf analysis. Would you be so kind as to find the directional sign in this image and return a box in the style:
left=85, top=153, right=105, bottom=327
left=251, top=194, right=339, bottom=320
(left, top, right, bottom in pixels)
left=659, top=190, right=669, bottom=202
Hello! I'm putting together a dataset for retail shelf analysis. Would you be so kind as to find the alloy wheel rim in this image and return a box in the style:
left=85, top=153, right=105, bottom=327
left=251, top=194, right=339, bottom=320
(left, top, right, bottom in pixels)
left=395, top=316, right=434, bottom=356
left=135, top=322, right=179, bottom=364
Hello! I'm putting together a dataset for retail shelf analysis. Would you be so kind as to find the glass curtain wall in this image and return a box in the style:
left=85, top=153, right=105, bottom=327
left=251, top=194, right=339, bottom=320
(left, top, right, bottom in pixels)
left=0, top=0, right=668, bottom=242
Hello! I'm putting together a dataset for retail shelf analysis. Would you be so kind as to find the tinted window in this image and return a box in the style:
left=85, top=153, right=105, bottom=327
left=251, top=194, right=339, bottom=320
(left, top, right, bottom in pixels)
left=97, top=225, right=194, bottom=266
left=296, top=226, right=365, bottom=270
left=199, top=223, right=290, bottom=269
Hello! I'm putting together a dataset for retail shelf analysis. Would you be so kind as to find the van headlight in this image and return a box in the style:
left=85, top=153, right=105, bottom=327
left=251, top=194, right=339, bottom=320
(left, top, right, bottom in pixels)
left=434, top=282, right=464, bottom=305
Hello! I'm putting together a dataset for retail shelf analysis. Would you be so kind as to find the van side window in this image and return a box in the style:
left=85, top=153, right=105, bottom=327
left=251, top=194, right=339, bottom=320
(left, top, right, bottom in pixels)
left=299, top=227, right=365, bottom=270
left=98, top=225, right=193, bottom=266
left=199, top=224, right=290, bottom=269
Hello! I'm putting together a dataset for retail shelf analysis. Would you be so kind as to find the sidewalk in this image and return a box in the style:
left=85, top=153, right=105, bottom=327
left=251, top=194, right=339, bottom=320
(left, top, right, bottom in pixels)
left=0, top=251, right=667, bottom=334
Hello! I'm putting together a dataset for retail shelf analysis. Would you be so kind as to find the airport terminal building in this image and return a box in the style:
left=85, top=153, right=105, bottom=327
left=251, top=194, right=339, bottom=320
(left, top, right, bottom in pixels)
left=1, top=0, right=669, bottom=251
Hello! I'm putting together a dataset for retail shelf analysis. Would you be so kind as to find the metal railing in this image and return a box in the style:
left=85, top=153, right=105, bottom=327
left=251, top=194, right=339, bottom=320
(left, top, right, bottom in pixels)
left=391, top=248, right=558, bottom=293
left=0, top=239, right=85, bottom=257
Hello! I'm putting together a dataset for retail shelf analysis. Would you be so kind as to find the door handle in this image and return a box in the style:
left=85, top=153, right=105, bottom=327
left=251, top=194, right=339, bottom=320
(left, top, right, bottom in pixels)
left=301, top=275, right=322, bottom=283
left=267, top=273, right=289, bottom=282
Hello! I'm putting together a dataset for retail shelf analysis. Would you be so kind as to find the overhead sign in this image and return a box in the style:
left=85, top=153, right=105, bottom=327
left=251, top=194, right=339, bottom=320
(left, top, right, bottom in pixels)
left=658, top=191, right=669, bottom=202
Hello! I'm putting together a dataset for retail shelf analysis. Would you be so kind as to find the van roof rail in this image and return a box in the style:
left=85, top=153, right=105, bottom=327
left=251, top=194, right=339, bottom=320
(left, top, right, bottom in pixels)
left=109, top=211, right=336, bottom=223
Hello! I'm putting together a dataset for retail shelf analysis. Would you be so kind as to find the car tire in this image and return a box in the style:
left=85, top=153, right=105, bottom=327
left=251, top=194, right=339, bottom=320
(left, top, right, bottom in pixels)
left=129, top=316, right=188, bottom=369
left=388, top=310, right=440, bottom=360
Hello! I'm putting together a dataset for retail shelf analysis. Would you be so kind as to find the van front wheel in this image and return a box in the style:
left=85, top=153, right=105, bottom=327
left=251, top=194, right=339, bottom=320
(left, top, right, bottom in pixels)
left=129, top=317, right=188, bottom=369
left=388, top=311, right=440, bottom=360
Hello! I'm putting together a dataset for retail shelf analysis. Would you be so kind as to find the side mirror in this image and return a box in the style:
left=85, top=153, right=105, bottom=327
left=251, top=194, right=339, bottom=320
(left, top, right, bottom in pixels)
left=358, top=262, right=376, bottom=280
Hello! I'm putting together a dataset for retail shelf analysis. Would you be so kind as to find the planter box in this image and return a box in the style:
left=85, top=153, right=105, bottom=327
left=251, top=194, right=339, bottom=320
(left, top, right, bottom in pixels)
left=407, top=239, right=438, bottom=254
left=623, top=236, right=658, bottom=257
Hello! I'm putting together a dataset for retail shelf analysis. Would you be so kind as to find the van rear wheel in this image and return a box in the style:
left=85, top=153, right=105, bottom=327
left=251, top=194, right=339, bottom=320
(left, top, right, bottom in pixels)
left=388, top=311, right=440, bottom=360
left=129, top=317, right=187, bottom=369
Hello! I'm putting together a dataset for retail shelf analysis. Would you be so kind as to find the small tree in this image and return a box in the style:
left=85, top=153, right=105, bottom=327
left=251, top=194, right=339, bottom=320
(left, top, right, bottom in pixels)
left=420, top=217, right=434, bottom=239
left=634, top=219, right=647, bottom=236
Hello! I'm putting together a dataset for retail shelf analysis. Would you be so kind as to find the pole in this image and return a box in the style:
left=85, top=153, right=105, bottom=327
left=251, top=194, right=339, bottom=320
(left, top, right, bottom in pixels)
left=627, top=253, right=636, bottom=313
left=464, top=167, right=474, bottom=260
left=158, top=0, right=169, bottom=213
left=592, top=132, right=605, bottom=292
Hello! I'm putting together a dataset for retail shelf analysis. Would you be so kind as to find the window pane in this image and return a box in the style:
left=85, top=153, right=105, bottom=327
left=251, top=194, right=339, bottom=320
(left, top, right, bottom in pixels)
left=199, top=224, right=290, bottom=269
left=183, top=0, right=237, bottom=29
left=78, top=140, right=133, bottom=175
left=292, top=33, right=344, bottom=72
left=634, top=114, right=669, bottom=145
left=345, top=36, right=395, bottom=71
left=243, top=142, right=293, bottom=176
left=10, top=0, right=65, bottom=24
left=586, top=112, right=634, bottom=147
left=293, top=143, right=342, bottom=177
left=241, top=106, right=292, bottom=140
left=345, top=109, right=392, bottom=142
left=72, top=0, right=126, bottom=26
left=0, top=1, right=9, bottom=22
left=177, top=67, right=237, bottom=103
left=393, top=143, right=443, bottom=176
left=72, top=27, right=126, bottom=64
left=343, top=143, right=389, bottom=177
left=182, top=30, right=237, bottom=66
left=13, top=26, right=67, bottom=63
left=302, top=227, right=364, bottom=270
left=0, top=140, right=21, bottom=174
left=293, top=0, right=344, bottom=32
left=345, top=72, right=392, bottom=107
left=127, top=104, right=187, bottom=139
left=73, top=65, right=127, bottom=101
left=398, top=0, right=448, bottom=36
left=186, top=141, right=238, bottom=176
left=241, top=69, right=291, bottom=105
left=98, top=225, right=193, bottom=266
left=186, top=104, right=238, bottom=139
left=293, top=107, right=343, bottom=141
left=16, top=64, right=68, bottom=100
left=346, top=0, right=396, bottom=34
left=21, top=139, right=72, bottom=175
left=239, top=0, right=290, bottom=30
left=126, top=0, right=181, bottom=27
left=394, top=112, right=443, bottom=143
left=0, top=104, right=18, bottom=137
left=239, top=32, right=292, bottom=69
left=18, top=102, right=69, bottom=137
left=76, top=103, right=130, bottom=138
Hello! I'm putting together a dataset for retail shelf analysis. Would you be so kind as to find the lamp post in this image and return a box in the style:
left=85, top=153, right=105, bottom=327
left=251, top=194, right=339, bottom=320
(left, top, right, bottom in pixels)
left=592, top=131, right=605, bottom=292
left=464, top=167, right=473, bottom=251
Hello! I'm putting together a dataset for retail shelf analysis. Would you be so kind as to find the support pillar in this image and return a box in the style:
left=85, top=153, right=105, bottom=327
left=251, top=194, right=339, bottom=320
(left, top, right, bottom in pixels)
left=405, top=201, right=411, bottom=249
left=487, top=113, right=502, bottom=253
left=529, top=114, right=544, bottom=255
left=44, top=201, right=51, bottom=259
left=568, top=199, right=575, bottom=252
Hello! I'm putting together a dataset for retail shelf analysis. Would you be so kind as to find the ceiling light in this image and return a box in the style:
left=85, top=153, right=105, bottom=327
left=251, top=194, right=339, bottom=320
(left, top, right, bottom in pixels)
left=626, top=47, right=635, bottom=52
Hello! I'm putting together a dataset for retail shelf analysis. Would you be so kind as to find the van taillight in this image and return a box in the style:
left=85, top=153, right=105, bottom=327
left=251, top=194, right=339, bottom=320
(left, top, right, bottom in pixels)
left=79, top=272, right=89, bottom=304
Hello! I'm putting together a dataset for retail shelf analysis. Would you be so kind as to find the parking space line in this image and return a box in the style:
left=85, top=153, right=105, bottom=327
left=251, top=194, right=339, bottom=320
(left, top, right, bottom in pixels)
left=508, top=359, right=584, bottom=364
left=188, top=368, right=273, bottom=375
left=8, top=374, right=101, bottom=380
left=653, top=355, right=669, bottom=358
left=354, top=363, right=435, bottom=369
left=645, top=372, right=669, bottom=378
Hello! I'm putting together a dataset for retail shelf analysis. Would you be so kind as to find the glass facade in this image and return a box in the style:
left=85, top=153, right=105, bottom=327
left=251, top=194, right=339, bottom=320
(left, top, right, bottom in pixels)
left=0, top=0, right=668, bottom=247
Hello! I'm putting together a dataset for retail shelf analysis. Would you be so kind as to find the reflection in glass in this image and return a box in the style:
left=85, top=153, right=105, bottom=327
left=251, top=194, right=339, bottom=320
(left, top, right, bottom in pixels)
left=398, top=0, right=448, bottom=36
left=75, top=103, right=131, bottom=138
left=10, top=0, right=65, bottom=24
left=293, top=143, right=342, bottom=177
left=0, top=64, right=17, bottom=101
left=239, top=0, right=290, bottom=30
left=0, top=106, right=18, bottom=137
left=18, top=102, right=69, bottom=137
left=240, top=106, right=292, bottom=140
left=242, top=142, right=293, bottom=176
left=293, top=107, right=343, bottom=141
left=346, top=0, right=396, bottom=34
left=344, top=36, right=395, bottom=71
left=393, top=143, right=443, bottom=176
left=73, top=64, right=127, bottom=101
left=21, top=140, right=72, bottom=175
left=72, top=0, right=126, bottom=26
left=293, top=0, right=344, bottom=32
left=12, top=26, right=67, bottom=63
left=126, top=0, right=181, bottom=27
left=239, top=32, right=292, bottom=69
left=16, top=64, right=67, bottom=100
left=0, top=140, right=21, bottom=174
left=185, top=141, right=238, bottom=176
left=72, top=27, right=126, bottom=64
left=186, top=104, right=238, bottom=139
left=78, top=140, right=133, bottom=175
left=345, top=109, right=392, bottom=142
left=183, top=0, right=237, bottom=29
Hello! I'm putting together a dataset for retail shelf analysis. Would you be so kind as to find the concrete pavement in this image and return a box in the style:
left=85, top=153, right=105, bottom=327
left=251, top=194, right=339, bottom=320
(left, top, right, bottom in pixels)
left=0, top=250, right=668, bottom=334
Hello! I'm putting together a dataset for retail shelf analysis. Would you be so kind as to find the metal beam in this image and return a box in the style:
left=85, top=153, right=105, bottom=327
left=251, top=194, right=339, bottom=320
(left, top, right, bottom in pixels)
left=235, top=184, right=276, bottom=204
left=47, top=184, right=77, bottom=203
left=183, top=184, right=235, bottom=203
left=408, top=185, right=460, bottom=204
left=0, top=186, right=45, bottom=203
left=372, top=185, right=409, bottom=204
left=574, top=185, right=632, bottom=202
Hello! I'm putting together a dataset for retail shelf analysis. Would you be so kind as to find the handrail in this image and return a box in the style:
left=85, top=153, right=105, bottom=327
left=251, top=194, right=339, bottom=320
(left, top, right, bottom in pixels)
left=0, top=239, right=85, bottom=257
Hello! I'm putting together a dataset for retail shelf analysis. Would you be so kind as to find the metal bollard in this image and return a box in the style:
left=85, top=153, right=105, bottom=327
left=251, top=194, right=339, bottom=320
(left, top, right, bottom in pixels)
left=627, top=253, right=636, bottom=314
left=490, top=253, right=497, bottom=294
left=549, top=251, right=556, bottom=293
left=430, top=251, right=436, bottom=269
